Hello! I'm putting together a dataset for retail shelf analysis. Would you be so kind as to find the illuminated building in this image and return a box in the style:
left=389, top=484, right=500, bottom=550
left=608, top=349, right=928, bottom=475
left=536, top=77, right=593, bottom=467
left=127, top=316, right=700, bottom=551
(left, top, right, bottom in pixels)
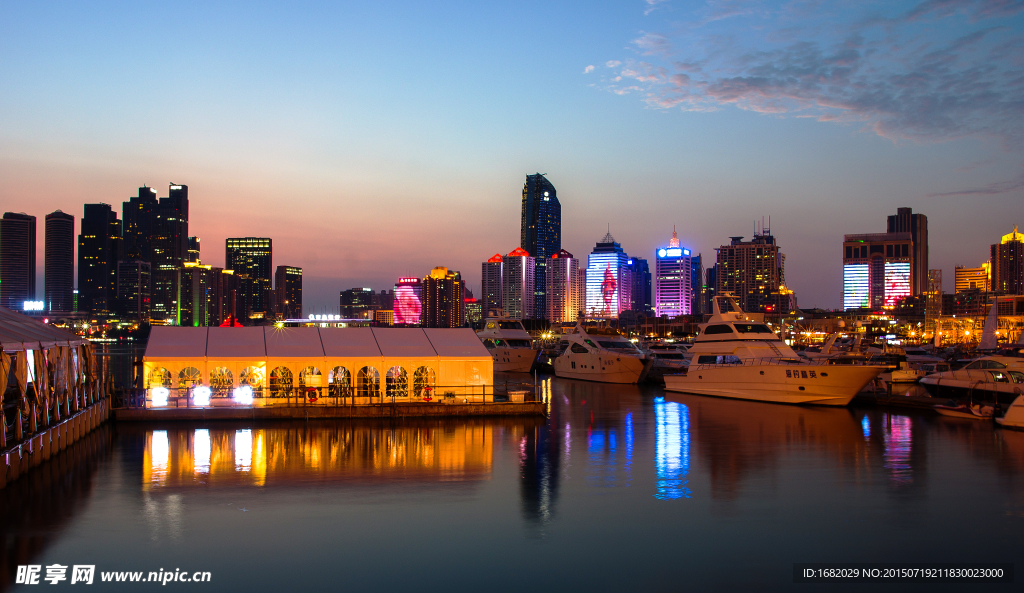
left=422, top=267, right=465, bottom=328
left=991, top=225, right=1023, bottom=295
left=546, top=249, right=585, bottom=323
left=187, top=236, right=201, bottom=263
left=374, top=309, right=394, bottom=326
left=715, top=230, right=788, bottom=314
left=502, top=247, right=535, bottom=320
left=521, top=174, right=560, bottom=319
left=955, top=263, right=991, bottom=293
left=628, top=257, right=652, bottom=315
left=843, top=232, right=912, bottom=309
left=586, top=232, right=631, bottom=319
left=0, top=212, right=36, bottom=310
left=464, top=298, right=482, bottom=326
left=226, top=237, right=272, bottom=318
left=122, top=186, right=158, bottom=265
left=210, top=268, right=240, bottom=326
left=45, top=210, right=75, bottom=313
left=393, top=277, right=423, bottom=325
left=481, top=253, right=503, bottom=318
left=78, top=204, right=122, bottom=314
left=151, top=184, right=190, bottom=320
left=887, top=207, right=929, bottom=296
left=178, top=262, right=214, bottom=327
left=655, top=228, right=692, bottom=317
left=275, top=266, right=302, bottom=319
left=340, top=288, right=376, bottom=319
left=118, top=247, right=151, bottom=323
left=703, top=265, right=716, bottom=314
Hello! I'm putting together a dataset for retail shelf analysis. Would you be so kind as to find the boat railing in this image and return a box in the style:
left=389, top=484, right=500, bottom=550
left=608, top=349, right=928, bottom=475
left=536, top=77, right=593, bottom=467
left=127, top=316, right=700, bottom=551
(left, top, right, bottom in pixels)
left=688, top=356, right=889, bottom=371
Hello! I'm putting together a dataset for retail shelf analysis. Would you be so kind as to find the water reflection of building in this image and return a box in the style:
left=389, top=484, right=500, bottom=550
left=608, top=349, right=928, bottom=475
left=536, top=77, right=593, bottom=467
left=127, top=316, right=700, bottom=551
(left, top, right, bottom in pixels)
left=654, top=397, right=691, bottom=500
left=519, top=377, right=565, bottom=525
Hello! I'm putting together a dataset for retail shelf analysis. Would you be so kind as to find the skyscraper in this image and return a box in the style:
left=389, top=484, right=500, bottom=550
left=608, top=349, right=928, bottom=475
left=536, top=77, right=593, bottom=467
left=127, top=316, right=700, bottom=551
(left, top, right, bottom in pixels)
left=422, top=267, right=465, bottom=328
left=122, top=186, right=158, bottom=261
left=690, top=253, right=704, bottom=316
left=547, top=249, right=585, bottom=323
left=991, top=225, right=1023, bottom=295
left=887, top=207, right=928, bottom=295
left=178, top=262, right=213, bottom=327
left=716, top=230, right=787, bottom=314
left=627, top=257, right=652, bottom=315
left=275, top=265, right=302, bottom=318
left=340, top=287, right=375, bottom=319
left=502, top=247, right=535, bottom=320
left=78, top=204, right=122, bottom=314
left=843, top=232, right=913, bottom=309
left=655, top=228, right=693, bottom=317
left=482, top=253, right=503, bottom=319
left=955, top=263, right=991, bottom=293
left=0, top=212, right=36, bottom=310
left=45, top=210, right=75, bottom=313
left=393, top=277, right=423, bottom=324
left=226, top=237, right=272, bottom=319
left=148, top=184, right=190, bottom=319
left=187, top=236, right=201, bottom=263
left=586, top=232, right=631, bottom=319
left=118, top=247, right=151, bottom=323
left=520, top=174, right=560, bottom=319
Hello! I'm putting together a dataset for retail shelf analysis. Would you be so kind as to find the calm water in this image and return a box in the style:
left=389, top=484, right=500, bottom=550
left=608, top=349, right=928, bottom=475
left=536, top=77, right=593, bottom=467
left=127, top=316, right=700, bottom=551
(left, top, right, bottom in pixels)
left=4, top=374, right=1024, bottom=592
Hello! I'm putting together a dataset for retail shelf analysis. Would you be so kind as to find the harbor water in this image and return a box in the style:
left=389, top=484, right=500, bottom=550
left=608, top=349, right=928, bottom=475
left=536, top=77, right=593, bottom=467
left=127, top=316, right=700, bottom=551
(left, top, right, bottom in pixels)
left=4, top=374, right=1023, bottom=591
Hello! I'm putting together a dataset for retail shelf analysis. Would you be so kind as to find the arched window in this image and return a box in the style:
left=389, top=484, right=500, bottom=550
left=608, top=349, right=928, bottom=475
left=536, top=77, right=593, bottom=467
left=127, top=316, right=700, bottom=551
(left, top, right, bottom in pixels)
left=178, top=367, right=202, bottom=389
left=240, top=366, right=265, bottom=389
left=357, top=366, right=380, bottom=398
left=329, top=366, right=352, bottom=398
left=210, top=367, right=233, bottom=396
left=299, top=366, right=322, bottom=398
left=386, top=366, right=408, bottom=398
left=149, top=367, right=172, bottom=388
left=413, top=366, right=435, bottom=398
left=269, top=366, right=293, bottom=398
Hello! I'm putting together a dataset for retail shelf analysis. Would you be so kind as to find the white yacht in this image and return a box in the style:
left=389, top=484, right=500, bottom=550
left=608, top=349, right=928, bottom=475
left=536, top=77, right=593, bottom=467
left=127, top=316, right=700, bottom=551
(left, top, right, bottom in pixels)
left=644, top=341, right=689, bottom=383
left=477, top=317, right=538, bottom=373
left=662, top=294, right=886, bottom=406
left=552, top=325, right=650, bottom=384
left=920, top=356, right=1024, bottom=404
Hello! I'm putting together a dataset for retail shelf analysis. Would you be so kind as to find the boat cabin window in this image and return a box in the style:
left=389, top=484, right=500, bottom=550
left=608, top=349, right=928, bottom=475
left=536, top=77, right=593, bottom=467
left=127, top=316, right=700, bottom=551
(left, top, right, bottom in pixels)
left=584, top=339, right=598, bottom=349
left=571, top=343, right=589, bottom=354
left=967, top=360, right=1007, bottom=370
left=505, top=339, right=531, bottom=348
left=1010, top=371, right=1024, bottom=384
left=492, top=339, right=506, bottom=347
left=486, top=322, right=497, bottom=329
left=655, top=352, right=684, bottom=360
left=597, top=340, right=637, bottom=351
left=702, top=325, right=735, bottom=335
left=557, top=341, right=569, bottom=352
left=734, top=324, right=772, bottom=334
left=498, top=321, right=523, bottom=330
left=482, top=339, right=495, bottom=349
left=696, top=355, right=742, bottom=365
left=990, top=371, right=1010, bottom=383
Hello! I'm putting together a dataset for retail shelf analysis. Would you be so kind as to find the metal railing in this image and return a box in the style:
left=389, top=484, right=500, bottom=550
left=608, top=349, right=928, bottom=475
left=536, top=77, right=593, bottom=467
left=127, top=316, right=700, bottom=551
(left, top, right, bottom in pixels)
left=687, top=356, right=893, bottom=371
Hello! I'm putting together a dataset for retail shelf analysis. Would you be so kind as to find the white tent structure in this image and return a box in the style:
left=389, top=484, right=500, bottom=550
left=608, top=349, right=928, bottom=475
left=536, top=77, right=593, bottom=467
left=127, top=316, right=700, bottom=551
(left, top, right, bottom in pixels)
left=143, top=326, right=493, bottom=407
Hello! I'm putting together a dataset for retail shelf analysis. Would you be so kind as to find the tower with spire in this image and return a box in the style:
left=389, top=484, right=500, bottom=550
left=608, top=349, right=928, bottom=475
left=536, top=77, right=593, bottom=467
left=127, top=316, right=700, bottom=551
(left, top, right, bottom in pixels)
left=655, top=227, right=693, bottom=317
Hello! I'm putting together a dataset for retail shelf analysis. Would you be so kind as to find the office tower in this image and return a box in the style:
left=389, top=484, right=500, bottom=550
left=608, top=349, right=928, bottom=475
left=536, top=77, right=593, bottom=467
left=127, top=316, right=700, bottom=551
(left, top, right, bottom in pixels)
left=482, top=253, right=504, bottom=318
left=502, top=247, right=535, bottom=320
left=655, top=228, right=693, bottom=317
left=118, top=247, right=151, bottom=323
left=843, top=232, right=913, bottom=309
left=520, top=173, right=561, bottom=319
left=211, top=269, right=241, bottom=326
left=547, top=249, right=585, bottom=323
left=275, top=265, right=302, bottom=319
left=150, top=184, right=190, bottom=319
left=45, top=210, right=75, bottom=313
left=991, top=225, right=1023, bottom=295
left=372, top=289, right=394, bottom=311
left=690, top=253, right=704, bottom=316
left=586, top=232, right=631, bottom=319
left=716, top=230, right=787, bottom=314
left=187, top=236, right=201, bottom=263
left=178, top=262, right=213, bottom=326
left=627, top=257, right=652, bottom=315
left=887, top=207, right=929, bottom=295
left=704, top=265, right=717, bottom=314
left=225, top=237, right=272, bottom=319
left=78, top=204, right=122, bottom=314
left=393, top=277, right=423, bottom=324
left=464, top=297, right=482, bottom=326
left=422, top=267, right=465, bottom=328
left=926, top=269, right=943, bottom=324
left=340, top=287, right=375, bottom=319
left=122, top=186, right=158, bottom=263
left=0, top=212, right=37, bottom=310
left=955, top=263, right=991, bottom=293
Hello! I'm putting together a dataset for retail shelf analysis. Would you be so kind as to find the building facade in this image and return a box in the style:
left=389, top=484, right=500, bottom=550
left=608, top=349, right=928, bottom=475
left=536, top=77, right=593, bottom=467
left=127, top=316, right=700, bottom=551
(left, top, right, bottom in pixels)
left=275, top=265, right=302, bottom=319
left=0, top=212, right=37, bottom=311
left=520, top=174, right=560, bottom=320
left=502, top=247, right=535, bottom=320
left=586, top=232, right=631, bottom=319
left=422, top=267, right=465, bottom=328
left=393, top=277, right=423, bottom=325
left=842, top=232, right=913, bottom=309
left=955, top=263, right=991, bottom=293
left=226, top=237, right=272, bottom=319
left=991, top=225, right=1023, bottom=295
left=716, top=231, right=787, bottom=314
left=654, top=228, right=693, bottom=317
left=887, top=207, right=929, bottom=296
left=482, top=253, right=503, bottom=319
left=546, top=249, right=585, bottom=323
left=340, top=288, right=376, bottom=319
left=150, top=184, right=190, bottom=321
left=78, top=204, right=122, bottom=315
left=45, top=211, right=75, bottom=313
left=627, top=257, right=652, bottom=315
left=118, top=250, right=151, bottom=323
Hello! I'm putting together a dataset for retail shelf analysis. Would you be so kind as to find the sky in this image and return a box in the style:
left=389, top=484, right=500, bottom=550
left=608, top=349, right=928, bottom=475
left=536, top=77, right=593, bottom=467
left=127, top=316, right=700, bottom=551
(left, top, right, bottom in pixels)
left=1, top=0, right=1022, bottom=311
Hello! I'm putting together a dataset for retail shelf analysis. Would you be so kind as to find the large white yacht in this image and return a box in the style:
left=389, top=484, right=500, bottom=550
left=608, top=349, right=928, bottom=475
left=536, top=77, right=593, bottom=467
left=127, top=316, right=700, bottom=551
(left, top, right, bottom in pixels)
left=477, top=317, right=538, bottom=373
left=663, top=294, right=885, bottom=406
left=552, top=325, right=650, bottom=384
left=920, top=356, right=1024, bottom=404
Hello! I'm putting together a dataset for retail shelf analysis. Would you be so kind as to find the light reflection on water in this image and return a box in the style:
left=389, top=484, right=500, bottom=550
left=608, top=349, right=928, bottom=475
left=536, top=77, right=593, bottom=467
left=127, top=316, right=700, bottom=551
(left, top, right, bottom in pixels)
left=882, top=414, right=914, bottom=486
left=653, top=397, right=691, bottom=500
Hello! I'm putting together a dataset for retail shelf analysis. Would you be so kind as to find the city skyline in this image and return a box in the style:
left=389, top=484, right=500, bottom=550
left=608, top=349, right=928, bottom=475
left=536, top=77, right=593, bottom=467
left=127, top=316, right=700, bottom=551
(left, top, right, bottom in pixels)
left=2, top=1, right=1022, bottom=310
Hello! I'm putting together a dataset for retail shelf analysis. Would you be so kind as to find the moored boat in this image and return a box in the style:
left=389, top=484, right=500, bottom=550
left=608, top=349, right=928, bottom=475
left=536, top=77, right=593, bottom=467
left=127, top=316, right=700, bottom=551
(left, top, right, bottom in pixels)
left=552, top=325, right=650, bottom=384
left=996, top=394, right=1024, bottom=430
left=477, top=317, right=538, bottom=373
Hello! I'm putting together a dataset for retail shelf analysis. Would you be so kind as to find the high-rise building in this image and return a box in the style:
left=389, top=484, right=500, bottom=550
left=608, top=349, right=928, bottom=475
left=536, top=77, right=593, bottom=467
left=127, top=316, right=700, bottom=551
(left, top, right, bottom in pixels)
left=482, top=253, right=504, bottom=319
left=340, top=287, right=375, bottom=319
left=187, top=236, right=201, bottom=263
left=887, top=207, right=929, bottom=296
left=842, top=232, right=913, bottom=309
left=122, top=186, right=158, bottom=263
left=225, top=237, right=272, bottom=319
left=704, top=265, right=717, bottom=314
left=546, top=249, right=585, bottom=323
left=502, top=247, right=535, bottom=320
left=150, top=184, right=189, bottom=320
left=78, top=204, right=122, bottom=314
left=690, top=253, right=705, bottom=316
left=627, top=257, right=652, bottom=315
left=0, top=212, right=37, bottom=310
left=586, top=232, right=631, bottom=319
left=275, top=265, right=302, bottom=319
left=716, top=231, right=787, bottom=314
left=45, top=210, right=75, bottom=313
left=374, top=289, right=394, bottom=311
left=210, top=269, right=241, bottom=326
left=464, top=297, right=482, bottom=327
left=422, top=267, right=465, bottom=328
left=520, top=173, right=561, bottom=319
left=955, top=263, right=991, bottom=293
left=178, top=262, right=213, bottom=327
left=655, top=228, right=693, bottom=317
left=991, top=225, right=1023, bottom=295
left=393, top=277, right=423, bottom=324
left=118, top=247, right=151, bottom=323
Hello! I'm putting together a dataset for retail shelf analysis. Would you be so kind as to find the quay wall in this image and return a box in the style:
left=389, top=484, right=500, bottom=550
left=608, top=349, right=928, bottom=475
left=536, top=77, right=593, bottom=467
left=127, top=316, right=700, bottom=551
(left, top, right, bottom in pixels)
left=114, top=401, right=546, bottom=421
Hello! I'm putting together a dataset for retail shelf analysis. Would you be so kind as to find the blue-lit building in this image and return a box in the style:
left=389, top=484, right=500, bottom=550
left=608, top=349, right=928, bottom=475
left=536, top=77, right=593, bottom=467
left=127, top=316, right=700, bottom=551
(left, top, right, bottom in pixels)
left=586, top=232, right=631, bottom=319
left=520, top=174, right=560, bottom=320
left=627, top=257, right=652, bottom=315
left=655, top=228, right=693, bottom=317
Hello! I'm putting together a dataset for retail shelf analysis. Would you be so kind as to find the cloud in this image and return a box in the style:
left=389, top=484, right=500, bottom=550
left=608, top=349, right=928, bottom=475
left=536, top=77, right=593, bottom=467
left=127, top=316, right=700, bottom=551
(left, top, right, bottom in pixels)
left=606, top=60, right=622, bottom=68
left=584, top=64, right=595, bottom=73
left=634, top=32, right=674, bottom=57
left=645, top=0, right=671, bottom=16
left=924, top=166, right=1024, bottom=197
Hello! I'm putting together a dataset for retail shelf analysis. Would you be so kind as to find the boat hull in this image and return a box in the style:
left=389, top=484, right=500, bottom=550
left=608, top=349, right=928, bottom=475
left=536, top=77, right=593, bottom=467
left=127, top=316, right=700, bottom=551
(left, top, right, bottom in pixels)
left=663, top=364, right=884, bottom=406
left=996, top=395, right=1024, bottom=430
left=920, top=374, right=1023, bottom=405
left=553, top=353, right=646, bottom=384
left=489, top=347, right=537, bottom=373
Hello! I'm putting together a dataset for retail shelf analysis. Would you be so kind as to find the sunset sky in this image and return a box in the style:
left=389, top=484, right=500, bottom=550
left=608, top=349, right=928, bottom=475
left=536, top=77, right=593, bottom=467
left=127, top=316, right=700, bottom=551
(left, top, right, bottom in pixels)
left=2, top=0, right=1022, bottom=311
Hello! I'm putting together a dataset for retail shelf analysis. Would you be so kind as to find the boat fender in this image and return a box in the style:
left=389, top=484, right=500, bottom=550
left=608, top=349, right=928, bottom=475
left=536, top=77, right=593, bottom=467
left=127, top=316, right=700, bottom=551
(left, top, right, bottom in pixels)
left=307, top=387, right=318, bottom=403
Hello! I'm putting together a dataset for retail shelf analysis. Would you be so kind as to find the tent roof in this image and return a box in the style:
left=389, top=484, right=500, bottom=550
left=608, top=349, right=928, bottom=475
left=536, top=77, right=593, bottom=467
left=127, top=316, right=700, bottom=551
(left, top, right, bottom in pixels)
left=146, top=326, right=209, bottom=359
left=371, top=328, right=438, bottom=358
left=265, top=327, right=325, bottom=358
left=319, top=327, right=382, bottom=358
left=423, top=328, right=491, bottom=358
left=207, top=327, right=266, bottom=358
left=0, top=306, right=90, bottom=352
